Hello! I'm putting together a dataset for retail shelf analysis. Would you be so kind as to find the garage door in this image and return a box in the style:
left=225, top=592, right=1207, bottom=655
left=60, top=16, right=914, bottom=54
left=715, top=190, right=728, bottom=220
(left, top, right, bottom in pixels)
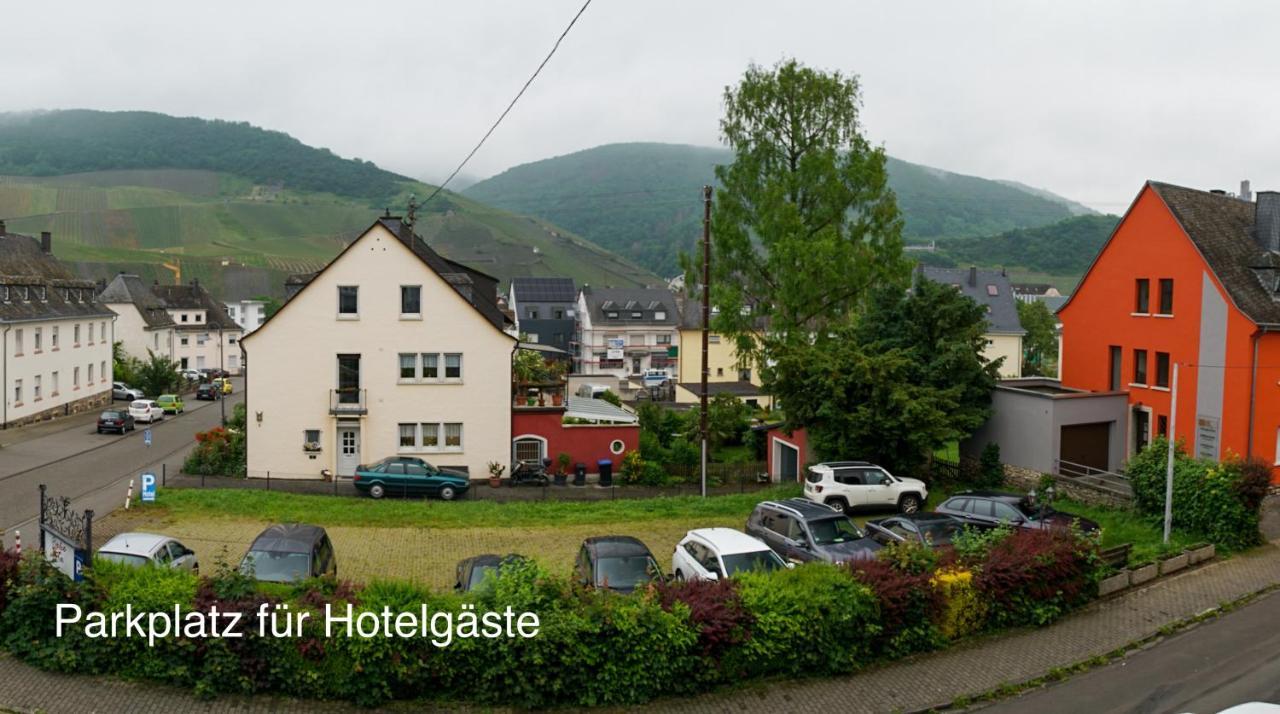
left=1059, top=422, right=1111, bottom=473
left=776, top=440, right=799, bottom=482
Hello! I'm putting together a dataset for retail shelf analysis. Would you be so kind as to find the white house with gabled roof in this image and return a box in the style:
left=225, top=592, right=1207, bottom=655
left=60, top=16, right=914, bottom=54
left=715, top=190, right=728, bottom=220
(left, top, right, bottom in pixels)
left=241, top=216, right=515, bottom=480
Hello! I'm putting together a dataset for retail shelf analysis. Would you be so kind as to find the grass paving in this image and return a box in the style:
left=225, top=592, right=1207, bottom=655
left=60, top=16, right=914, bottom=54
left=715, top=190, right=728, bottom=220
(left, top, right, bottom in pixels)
left=95, top=486, right=803, bottom=590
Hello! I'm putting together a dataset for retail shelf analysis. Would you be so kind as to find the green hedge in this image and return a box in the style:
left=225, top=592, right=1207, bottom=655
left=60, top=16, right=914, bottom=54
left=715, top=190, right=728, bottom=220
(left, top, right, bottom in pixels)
left=0, top=528, right=1103, bottom=708
left=1126, top=438, right=1267, bottom=551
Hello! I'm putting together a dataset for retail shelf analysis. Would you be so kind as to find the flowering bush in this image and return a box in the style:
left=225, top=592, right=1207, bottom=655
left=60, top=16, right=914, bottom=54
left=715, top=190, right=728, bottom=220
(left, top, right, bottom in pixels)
left=931, top=568, right=986, bottom=639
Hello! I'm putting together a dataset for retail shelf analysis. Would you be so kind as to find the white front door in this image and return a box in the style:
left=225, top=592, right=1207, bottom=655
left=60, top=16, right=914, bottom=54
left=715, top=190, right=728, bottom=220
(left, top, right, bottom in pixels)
left=337, top=426, right=361, bottom=477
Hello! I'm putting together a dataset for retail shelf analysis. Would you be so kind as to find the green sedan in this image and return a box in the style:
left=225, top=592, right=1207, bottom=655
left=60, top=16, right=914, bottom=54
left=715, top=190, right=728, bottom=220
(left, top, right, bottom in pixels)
left=352, top=456, right=470, bottom=501
left=156, top=394, right=185, bottom=414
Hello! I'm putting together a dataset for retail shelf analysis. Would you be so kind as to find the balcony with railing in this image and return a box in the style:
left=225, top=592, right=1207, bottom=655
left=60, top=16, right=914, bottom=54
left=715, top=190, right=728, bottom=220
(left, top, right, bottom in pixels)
left=513, top=381, right=566, bottom=409
left=329, top=388, right=368, bottom=416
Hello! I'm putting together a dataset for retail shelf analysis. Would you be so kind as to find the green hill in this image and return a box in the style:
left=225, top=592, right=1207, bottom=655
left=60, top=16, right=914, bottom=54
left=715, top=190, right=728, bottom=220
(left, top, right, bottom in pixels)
left=917, top=213, right=1120, bottom=282
left=464, top=142, right=1089, bottom=275
left=0, top=111, right=661, bottom=297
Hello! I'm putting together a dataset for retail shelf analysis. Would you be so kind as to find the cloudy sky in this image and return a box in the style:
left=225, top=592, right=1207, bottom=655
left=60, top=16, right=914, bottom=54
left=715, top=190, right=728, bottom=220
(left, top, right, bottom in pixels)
left=3, top=0, right=1277, bottom=211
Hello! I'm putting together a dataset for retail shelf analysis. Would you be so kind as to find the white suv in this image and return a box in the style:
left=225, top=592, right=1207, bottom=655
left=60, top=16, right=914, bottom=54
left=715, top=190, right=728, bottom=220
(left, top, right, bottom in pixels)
left=803, top=461, right=928, bottom=514
left=671, top=527, right=788, bottom=581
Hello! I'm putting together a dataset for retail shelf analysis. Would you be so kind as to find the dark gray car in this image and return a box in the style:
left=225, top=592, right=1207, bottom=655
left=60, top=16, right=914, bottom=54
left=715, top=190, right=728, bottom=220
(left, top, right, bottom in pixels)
left=745, top=498, right=882, bottom=564
left=935, top=491, right=1101, bottom=535
left=240, top=523, right=337, bottom=583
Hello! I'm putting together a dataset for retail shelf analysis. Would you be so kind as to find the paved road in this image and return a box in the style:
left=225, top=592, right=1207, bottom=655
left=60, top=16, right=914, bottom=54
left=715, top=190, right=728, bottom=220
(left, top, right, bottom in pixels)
left=0, top=387, right=243, bottom=548
left=979, top=590, right=1280, bottom=714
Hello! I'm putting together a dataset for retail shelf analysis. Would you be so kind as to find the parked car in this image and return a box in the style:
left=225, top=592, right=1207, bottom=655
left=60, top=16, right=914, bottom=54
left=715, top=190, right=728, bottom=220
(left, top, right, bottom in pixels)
left=746, top=498, right=882, bottom=564
left=96, top=409, right=136, bottom=434
left=575, top=536, right=664, bottom=593
left=112, top=382, right=145, bottom=401
left=353, top=456, right=470, bottom=500
left=178, top=368, right=201, bottom=382
left=240, top=524, right=337, bottom=583
left=200, top=368, right=230, bottom=380
left=454, top=553, right=529, bottom=593
left=803, top=461, right=928, bottom=514
left=195, top=383, right=220, bottom=401
left=212, top=377, right=233, bottom=395
left=671, top=527, right=788, bottom=581
left=97, top=533, right=198, bottom=572
left=866, top=512, right=965, bottom=549
left=155, top=394, right=185, bottom=414
left=128, top=399, right=165, bottom=423
left=641, top=368, right=670, bottom=388
left=935, top=490, right=1101, bottom=535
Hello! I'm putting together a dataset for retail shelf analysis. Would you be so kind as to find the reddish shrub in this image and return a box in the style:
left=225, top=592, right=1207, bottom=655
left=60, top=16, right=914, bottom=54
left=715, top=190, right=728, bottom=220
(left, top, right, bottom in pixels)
left=848, top=558, right=944, bottom=656
left=1233, top=456, right=1273, bottom=514
left=0, top=547, right=20, bottom=613
left=654, top=577, right=753, bottom=660
left=974, top=528, right=1099, bottom=627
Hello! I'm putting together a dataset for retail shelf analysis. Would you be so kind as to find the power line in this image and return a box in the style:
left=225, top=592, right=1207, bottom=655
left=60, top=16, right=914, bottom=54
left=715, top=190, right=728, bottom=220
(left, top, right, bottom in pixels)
left=420, top=0, right=593, bottom=208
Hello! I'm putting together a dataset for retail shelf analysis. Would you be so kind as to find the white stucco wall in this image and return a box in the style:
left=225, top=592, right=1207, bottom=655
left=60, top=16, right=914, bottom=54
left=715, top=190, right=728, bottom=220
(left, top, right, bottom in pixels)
left=173, top=325, right=242, bottom=374
left=105, top=303, right=174, bottom=361
left=243, top=223, right=514, bottom=480
left=2, top=316, right=113, bottom=423
left=985, top=333, right=1024, bottom=379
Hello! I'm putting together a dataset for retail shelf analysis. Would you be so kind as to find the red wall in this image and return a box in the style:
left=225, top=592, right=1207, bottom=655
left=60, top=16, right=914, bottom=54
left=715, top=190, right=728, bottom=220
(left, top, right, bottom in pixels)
left=511, top=410, right=639, bottom=472
left=1059, top=185, right=1278, bottom=479
left=764, top=425, right=809, bottom=481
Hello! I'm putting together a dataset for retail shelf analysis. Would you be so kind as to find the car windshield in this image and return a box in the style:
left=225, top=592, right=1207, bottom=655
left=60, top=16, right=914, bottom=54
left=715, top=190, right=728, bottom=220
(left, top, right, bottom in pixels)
left=468, top=564, right=499, bottom=591
left=97, top=552, right=150, bottom=567
left=100, top=411, right=122, bottom=419
left=721, top=549, right=786, bottom=576
left=241, top=550, right=311, bottom=582
left=159, top=395, right=176, bottom=401
left=595, top=555, right=661, bottom=589
left=130, top=401, right=148, bottom=409
left=809, top=517, right=864, bottom=545
left=918, top=519, right=963, bottom=545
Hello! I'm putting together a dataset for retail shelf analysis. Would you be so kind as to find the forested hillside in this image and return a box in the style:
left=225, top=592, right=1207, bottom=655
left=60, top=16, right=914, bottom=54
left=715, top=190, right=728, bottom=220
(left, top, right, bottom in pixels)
left=921, top=214, right=1119, bottom=275
left=465, top=142, right=1090, bottom=275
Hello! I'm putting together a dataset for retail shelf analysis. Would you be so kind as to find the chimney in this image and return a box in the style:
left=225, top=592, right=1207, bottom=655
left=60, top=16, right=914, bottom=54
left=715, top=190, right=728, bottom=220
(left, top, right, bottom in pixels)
left=1241, top=180, right=1253, bottom=203
left=0, top=219, right=6, bottom=234
left=40, top=231, right=51, bottom=253
left=968, top=266, right=978, bottom=287
left=1254, top=191, right=1280, bottom=253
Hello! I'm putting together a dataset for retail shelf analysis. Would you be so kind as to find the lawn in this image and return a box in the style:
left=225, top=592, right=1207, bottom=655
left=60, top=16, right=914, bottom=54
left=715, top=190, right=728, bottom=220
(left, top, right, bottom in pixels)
left=1053, top=498, right=1197, bottom=564
left=96, top=486, right=805, bottom=590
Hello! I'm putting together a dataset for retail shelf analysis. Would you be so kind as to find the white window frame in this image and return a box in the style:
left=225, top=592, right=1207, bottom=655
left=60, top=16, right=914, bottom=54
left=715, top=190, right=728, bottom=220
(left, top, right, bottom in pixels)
left=512, top=434, right=547, bottom=463
left=397, top=422, right=463, bottom=453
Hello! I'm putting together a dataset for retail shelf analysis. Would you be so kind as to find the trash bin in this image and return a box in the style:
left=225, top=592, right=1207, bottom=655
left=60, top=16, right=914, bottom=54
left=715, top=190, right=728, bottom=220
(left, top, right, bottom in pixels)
left=574, top=462, right=587, bottom=486
left=597, top=459, right=613, bottom=488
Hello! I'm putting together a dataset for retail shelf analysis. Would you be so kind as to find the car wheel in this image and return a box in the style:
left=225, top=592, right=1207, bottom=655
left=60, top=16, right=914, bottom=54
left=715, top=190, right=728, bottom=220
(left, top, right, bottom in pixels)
left=899, top=494, right=921, bottom=514
left=439, top=485, right=457, bottom=501
left=675, top=569, right=685, bottom=582
left=193, top=563, right=200, bottom=575
left=825, top=497, right=850, bottom=514
left=369, top=484, right=385, bottom=499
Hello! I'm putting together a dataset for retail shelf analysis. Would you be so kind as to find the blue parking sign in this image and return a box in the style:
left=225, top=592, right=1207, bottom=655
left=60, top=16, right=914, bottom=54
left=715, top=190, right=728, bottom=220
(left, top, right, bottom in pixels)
left=144, top=428, right=152, bottom=447
left=141, top=472, right=157, bottom=503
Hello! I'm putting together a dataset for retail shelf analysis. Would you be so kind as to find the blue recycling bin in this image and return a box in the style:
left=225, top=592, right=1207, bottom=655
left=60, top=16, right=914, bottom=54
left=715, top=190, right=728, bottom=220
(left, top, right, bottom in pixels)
left=597, top=459, right=613, bottom=487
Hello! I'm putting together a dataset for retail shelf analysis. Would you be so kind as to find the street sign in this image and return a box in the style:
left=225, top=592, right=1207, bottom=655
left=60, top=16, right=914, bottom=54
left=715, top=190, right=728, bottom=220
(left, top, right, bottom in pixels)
left=141, top=472, right=157, bottom=503
left=143, top=428, right=152, bottom=447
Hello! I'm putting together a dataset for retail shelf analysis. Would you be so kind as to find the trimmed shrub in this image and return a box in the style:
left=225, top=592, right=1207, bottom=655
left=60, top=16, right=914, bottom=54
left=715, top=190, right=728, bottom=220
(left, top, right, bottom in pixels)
left=970, top=528, right=1100, bottom=628
left=654, top=577, right=754, bottom=661
left=849, top=554, right=945, bottom=657
left=931, top=568, right=987, bottom=639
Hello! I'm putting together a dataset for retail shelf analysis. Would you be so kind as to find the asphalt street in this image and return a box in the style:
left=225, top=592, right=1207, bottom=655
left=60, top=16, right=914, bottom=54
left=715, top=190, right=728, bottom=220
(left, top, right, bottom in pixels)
left=0, top=386, right=243, bottom=548
left=978, top=589, right=1280, bottom=714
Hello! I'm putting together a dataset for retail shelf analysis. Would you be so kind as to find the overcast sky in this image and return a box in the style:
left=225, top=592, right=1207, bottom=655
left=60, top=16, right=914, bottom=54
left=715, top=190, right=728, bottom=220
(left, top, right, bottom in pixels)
left=3, top=0, right=1278, bottom=212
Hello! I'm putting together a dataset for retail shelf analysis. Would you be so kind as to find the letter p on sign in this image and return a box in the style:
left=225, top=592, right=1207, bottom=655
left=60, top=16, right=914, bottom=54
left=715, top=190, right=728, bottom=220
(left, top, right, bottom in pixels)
left=141, top=472, right=157, bottom=503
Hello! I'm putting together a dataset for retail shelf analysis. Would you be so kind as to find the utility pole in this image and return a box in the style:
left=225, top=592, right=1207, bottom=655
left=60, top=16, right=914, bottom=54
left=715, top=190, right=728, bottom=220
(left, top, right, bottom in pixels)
left=700, top=185, right=712, bottom=499
left=1163, top=361, right=1179, bottom=544
left=219, top=326, right=226, bottom=427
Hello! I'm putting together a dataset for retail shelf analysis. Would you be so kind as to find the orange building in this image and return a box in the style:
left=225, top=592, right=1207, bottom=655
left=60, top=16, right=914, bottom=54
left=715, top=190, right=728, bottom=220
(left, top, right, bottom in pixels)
left=1059, top=182, right=1280, bottom=482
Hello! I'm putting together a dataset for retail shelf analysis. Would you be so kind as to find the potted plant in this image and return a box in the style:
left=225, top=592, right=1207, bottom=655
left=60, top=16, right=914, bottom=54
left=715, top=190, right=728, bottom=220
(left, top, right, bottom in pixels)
left=555, top=452, right=571, bottom=486
left=487, top=461, right=506, bottom=488
left=551, top=391, right=563, bottom=406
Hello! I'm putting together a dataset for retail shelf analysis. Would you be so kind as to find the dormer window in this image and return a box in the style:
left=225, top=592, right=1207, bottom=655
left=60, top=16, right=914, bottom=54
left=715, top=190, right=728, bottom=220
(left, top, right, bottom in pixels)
left=36, top=286, right=46, bottom=301
left=605, top=310, right=619, bottom=319
left=655, top=311, right=666, bottom=320
left=630, top=311, right=642, bottom=319
left=18, top=286, right=29, bottom=301
left=0, top=286, right=7, bottom=302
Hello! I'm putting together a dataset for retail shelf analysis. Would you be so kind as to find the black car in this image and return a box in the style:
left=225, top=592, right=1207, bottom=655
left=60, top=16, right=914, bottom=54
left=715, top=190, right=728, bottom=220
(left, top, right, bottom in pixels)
left=575, top=536, right=664, bottom=593
left=239, top=524, right=337, bottom=583
left=866, top=512, right=965, bottom=548
left=96, top=409, right=136, bottom=434
left=195, top=383, right=220, bottom=401
left=454, top=553, right=528, bottom=593
left=745, top=498, right=882, bottom=564
left=935, top=490, right=1101, bottom=535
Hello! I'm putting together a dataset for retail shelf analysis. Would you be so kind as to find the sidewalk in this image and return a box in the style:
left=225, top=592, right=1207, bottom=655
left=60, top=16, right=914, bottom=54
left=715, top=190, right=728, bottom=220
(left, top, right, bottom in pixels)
left=2, top=540, right=1279, bottom=713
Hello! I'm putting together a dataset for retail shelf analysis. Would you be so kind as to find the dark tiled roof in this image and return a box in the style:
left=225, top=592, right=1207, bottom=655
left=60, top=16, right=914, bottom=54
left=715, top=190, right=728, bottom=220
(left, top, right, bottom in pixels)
left=676, top=380, right=766, bottom=398
left=510, top=276, right=576, bottom=304
left=0, top=232, right=115, bottom=323
left=98, top=274, right=177, bottom=330
left=1147, top=182, right=1280, bottom=325
left=582, top=286, right=677, bottom=326
left=152, top=282, right=241, bottom=331
left=919, top=266, right=1025, bottom=335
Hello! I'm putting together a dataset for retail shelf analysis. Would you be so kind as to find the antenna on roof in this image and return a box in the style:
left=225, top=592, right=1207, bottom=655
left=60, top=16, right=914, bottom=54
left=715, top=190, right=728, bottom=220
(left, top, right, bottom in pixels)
left=405, top=194, right=418, bottom=228
left=384, top=207, right=391, bottom=218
